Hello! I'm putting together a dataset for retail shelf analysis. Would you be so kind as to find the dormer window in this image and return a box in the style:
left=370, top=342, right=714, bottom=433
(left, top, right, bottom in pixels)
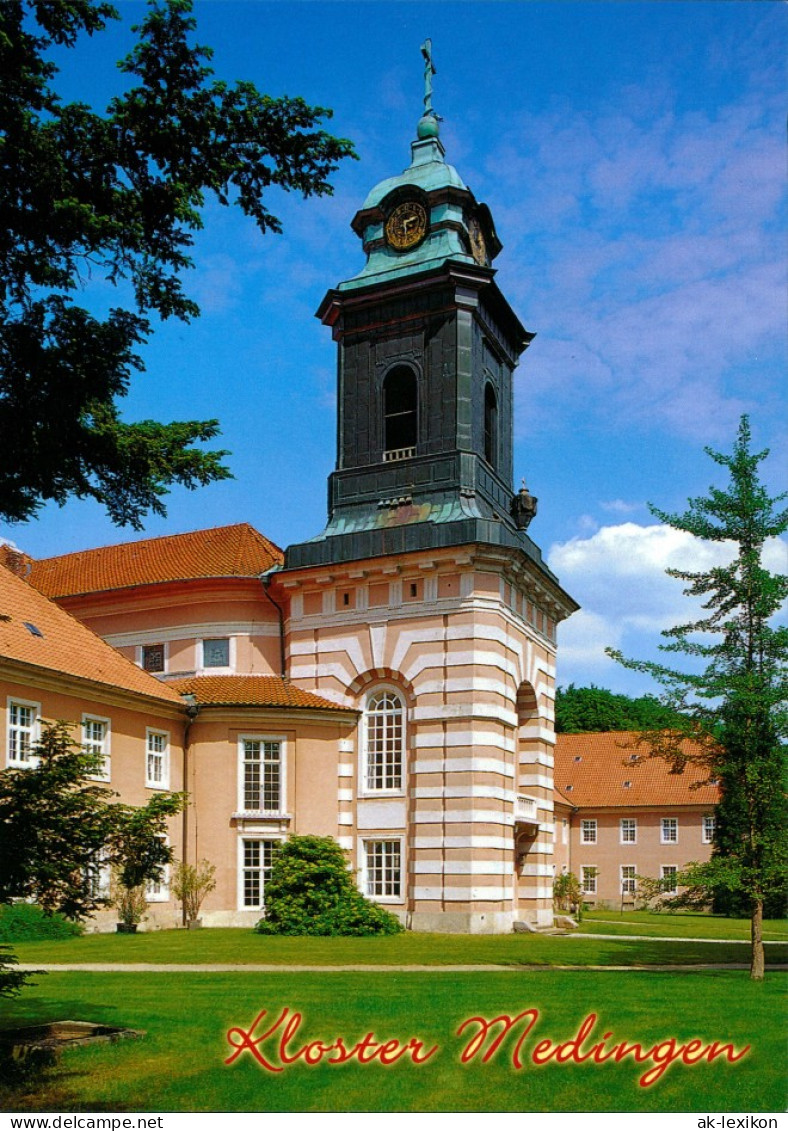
left=383, top=366, right=418, bottom=460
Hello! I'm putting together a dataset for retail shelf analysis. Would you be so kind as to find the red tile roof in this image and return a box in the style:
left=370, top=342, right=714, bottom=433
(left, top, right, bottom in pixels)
left=29, top=524, right=283, bottom=598
left=0, top=564, right=182, bottom=704
left=554, top=731, right=720, bottom=809
left=169, top=675, right=352, bottom=712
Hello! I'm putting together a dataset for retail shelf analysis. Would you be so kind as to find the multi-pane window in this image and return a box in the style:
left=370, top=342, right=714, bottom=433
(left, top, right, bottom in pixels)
left=202, top=638, right=230, bottom=668
left=365, top=840, right=402, bottom=899
left=661, top=817, right=678, bottom=844
left=83, top=716, right=110, bottom=780
left=242, top=740, right=282, bottom=812
left=242, top=839, right=276, bottom=910
left=142, top=644, right=164, bottom=673
left=621, top=865, right=637, bottom=895
left=146, top=839, right=169, bottom=901
left=7, top=701, right=37, bottom=764
left=84, top=849, right=111, bottom=901
left=620, top=818, right=637, bottom=844
left=581, top=866, right=597, bottom=895
left=146, top=729, right=168, bottom=788
left=580, top=819, right=597, bottom=844
left=364, top=690, right=404, bottom=792
left=702, top=814, right=716, bottom=844
left=661, top=865, right=678, bottom=895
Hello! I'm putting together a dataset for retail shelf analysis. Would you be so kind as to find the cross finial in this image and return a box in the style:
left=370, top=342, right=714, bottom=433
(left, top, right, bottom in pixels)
left=420, top=39, right=436, bottom=116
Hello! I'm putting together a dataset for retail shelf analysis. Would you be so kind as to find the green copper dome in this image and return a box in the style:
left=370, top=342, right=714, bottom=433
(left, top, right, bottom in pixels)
left=361, top=134, right=467, bottom=211
left=335, top=44, right=500, bottom=294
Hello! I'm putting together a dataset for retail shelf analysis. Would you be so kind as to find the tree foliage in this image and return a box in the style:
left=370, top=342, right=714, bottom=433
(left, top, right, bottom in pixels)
left=555, top=684, right=684, bottom=733
left=607, top=416, right=788, bottom=980
left=0, top=721, right=184, bottom=992
left=0, top=0, right=355, bottom=527
left=255, top=835, right=404, bottom=937
left=171, top=858, right=216, bottom=924
left=0, top=721, right=184, bottom=916
left=552, top=871, right=582, bottom=918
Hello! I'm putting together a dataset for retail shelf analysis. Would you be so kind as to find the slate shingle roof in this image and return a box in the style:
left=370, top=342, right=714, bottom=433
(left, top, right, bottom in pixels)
left=554, top=731, right=720, bottom=808
left=0, top=564, right=181, bottom=704
left=29, top=524, right=283, bottom=598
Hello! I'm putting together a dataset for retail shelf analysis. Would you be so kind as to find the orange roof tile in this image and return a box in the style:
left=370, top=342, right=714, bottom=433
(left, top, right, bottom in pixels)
left=169, top=675, right=352, bottom=712
left=554, top=731, right=720, bottom=809
left=0, top=564, right=181, bottom=704
left=29, top=524, right=283, bottom=598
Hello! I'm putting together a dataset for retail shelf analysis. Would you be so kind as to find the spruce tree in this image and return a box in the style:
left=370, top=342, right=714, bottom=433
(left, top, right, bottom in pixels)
left=608, top=416, right=788, bottom=980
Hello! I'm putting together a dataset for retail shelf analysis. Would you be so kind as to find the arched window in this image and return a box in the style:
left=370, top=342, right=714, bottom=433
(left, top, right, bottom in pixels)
left=484, top=382, right=498, bottom=468
left=383, top=366, right=418, bottom=459
left=364, top=689, right=404, bottom=791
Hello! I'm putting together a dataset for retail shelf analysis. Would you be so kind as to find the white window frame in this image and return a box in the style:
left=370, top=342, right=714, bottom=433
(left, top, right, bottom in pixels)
left=581, top=866, right=597, bottom=895
left=580, top=819, right=597, bottom=845
left=145, top=728, right=170, bottom=790
left=6, top=698, right=40, bottom=766
left=702, top=814, right=715, bottom=844
left=237, top=735, right=286, bottom=815
left=82, top=714, right=111, bottom=781
left=360, top=686, right=406, bottom=796
left=620, top=817, right=637, bottom=844
left=84, top=848, right=111, bottom=902
left=661, top=817, right=679, bottom=844
left=145, top=837, right=170, bottom=902
left=139, top=642, right=167, bottom=674
left=360, top=838, right=403, bottom=903
left=238, top=835, right=281, bottom=911
left=661, top=864, right=678, bottom=895
left=199, top=636, right=235, bottom=674
left=620, top=865, right=637, bottom=896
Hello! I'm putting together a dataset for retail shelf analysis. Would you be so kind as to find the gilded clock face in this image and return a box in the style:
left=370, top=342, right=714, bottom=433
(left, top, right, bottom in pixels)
left=385, top=201, right=428, bottom=250
left=467, top=216, right=488, bottom=266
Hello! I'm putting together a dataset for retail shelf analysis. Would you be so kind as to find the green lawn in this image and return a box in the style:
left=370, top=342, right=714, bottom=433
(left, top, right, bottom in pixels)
left=1, top=969, right=785, bottom=1112
left=579, top=910, right=788, bottom=940
left=10, top=926, right=788, bottom=968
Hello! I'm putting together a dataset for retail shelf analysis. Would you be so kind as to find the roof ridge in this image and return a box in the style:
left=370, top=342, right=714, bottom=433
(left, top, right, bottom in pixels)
left=35, top=522, right=263, bottom=566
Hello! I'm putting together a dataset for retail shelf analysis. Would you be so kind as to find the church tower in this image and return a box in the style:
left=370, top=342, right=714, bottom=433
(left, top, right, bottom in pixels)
left=279, top=44, right=578, bottom=931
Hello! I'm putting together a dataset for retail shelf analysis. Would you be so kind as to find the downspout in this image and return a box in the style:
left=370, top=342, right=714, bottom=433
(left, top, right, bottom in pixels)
left=260, top=570, right=286, bottom=678
left=181, top=697, right=200, bottom=927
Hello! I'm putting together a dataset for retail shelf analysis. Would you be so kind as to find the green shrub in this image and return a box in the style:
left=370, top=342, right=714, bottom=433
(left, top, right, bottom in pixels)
left=255, top=836, right=404, bottom=937
left=0, top=903, right=83, bottom=942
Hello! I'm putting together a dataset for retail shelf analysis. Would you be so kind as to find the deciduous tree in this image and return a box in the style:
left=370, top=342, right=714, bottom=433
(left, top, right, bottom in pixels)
left=0, top=721, right=184, bottom=993
left=555, top=684, right=683, bottom=733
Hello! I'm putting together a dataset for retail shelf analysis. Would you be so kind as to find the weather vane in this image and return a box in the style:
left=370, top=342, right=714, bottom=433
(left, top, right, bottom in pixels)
left=420, top=39, right=437, bottom=117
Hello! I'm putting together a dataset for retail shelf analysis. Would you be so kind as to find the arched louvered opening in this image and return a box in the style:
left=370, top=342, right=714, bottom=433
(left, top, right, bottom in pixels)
left=484, top=382, right=498, bottom=468
left=383, top=366, right=418, bottom=461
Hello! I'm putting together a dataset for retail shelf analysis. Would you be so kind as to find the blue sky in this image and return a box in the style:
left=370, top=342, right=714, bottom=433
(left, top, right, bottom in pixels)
left=3, top=1, right=786, bottom=695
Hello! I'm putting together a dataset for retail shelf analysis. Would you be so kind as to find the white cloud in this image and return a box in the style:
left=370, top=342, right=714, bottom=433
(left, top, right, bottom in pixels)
left=548, top=522, right=787, bottom=690
left=600, top=499, right=643, bottom=514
